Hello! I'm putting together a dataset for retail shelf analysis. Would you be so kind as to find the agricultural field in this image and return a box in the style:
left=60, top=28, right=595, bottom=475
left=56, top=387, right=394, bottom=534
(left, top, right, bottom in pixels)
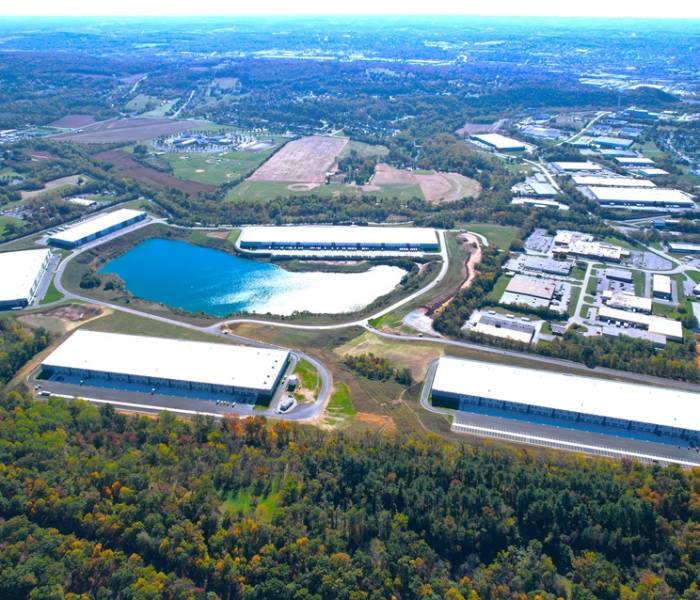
left=340, top=140, right=390, bottom=159
left=248, top=135, right=348, bottom=183
left=370, top=163, right=481, bottom=204
left=48, top=114, right=96, bottom=128
left=162, top=147, right=278, bottom=185
left=94, top=149, right=217, bottom=196
left=53, top=117, right=208, bottom=143
left=20, top=174, right=90, bottom=200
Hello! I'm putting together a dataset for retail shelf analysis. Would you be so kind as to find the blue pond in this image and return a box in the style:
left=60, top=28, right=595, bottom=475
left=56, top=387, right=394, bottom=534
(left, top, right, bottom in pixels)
left=98, top=238, right=405, bottom=317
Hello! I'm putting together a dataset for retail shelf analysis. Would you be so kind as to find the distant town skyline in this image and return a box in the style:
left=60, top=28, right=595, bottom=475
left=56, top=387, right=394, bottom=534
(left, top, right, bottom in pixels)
left=2, top=0, right=700, bottom=19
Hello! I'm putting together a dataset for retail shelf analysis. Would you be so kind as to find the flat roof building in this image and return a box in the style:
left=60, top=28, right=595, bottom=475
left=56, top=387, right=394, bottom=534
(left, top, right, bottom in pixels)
left=0, top=249, right=52, bottom=309
left=511, top=197, right=569, bottom=211
left=238, top=225, right=439, bottom=253
left=591, top=136, right=634, bottom=149
left=470, top=133, right=527, bottom=152
left=431, top=356, right=700, bottom=441
left=463, top=313, right=536, bottom=345
left=49, top=209, right=147, bottom=249
left=667, top=242, right=700, bottom=254
left=602, top=291, right=652, bottom=314
left=605, top=268, right=633, bottom=283
left=41, top=330, right=290, bottom=403
left=571, top=176, right=656, bottom=188
left=566, top=240, right=625, bottom=262
left=68, top=197, right=99, bottom=207
left=550, top=161, right=604, bottom=174
left=579, top=186, right=695, bottom=210
left=506, top=255, right=573, bottom=276
left=505, top=274, right=555, bottom=300
left=597, top=305, right=682, bottom=341
left=652, top=274, right=672, bottom=300
left=636, top=167, right=670, bottom=177
left=615, top=156, right=655, bottom=167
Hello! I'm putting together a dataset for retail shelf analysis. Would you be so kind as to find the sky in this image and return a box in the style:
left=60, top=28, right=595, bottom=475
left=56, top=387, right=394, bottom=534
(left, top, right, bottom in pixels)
left=1, top=0, right=700, bottom=18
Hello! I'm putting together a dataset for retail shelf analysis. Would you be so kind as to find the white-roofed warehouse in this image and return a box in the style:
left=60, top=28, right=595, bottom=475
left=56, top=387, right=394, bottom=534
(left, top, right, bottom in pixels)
left=579, top=187, right=696, bottom=210
left=430, top=356, right=700, bottom=441
left=238, top=225, right=439, bottom=252
left=0, top=248, right=52, bottom=309
left=49, top=208, right=147, bottom=248
left=41, top=330, right=290, bottom=403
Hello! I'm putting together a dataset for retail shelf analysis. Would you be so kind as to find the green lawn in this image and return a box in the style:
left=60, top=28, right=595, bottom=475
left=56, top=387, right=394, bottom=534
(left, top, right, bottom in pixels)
left=686, top=270, right=700, bottom=284
left=327, top=383, right=356, bottom=418
left=340, top=140, right=389, bottom=159
left=0, top=215, right=25, bottom=240
left=40, top=279, right=64, bottom=305
left=163, top=149, right=277, bottom=185
left=294, top=358, right=320, bottom=394
left=568, top=286, right=582, bottom=317
left=486, top=274, right=511, bottom=303
left=632, top=270, right=646, bottom=296
left=458, top=222, right=519, bottom=249
left=571, top=262, right=587, bottom=281
left=226, top=180, right=422, bottom=203
left=586, top=276, right=599, bottom=295
left=227, top=229, right=241, bottom=245
left=603, top=236, right=637, bottom=251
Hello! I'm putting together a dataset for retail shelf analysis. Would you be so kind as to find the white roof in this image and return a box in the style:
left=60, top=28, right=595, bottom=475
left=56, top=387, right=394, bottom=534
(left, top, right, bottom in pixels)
left=572, top=176, right=656, bottom=188
left=604, top=291, right=652, bottom=313
left=432, top=356, right=700, bottom=432
left=653, top=274, right=672, bottom=294
left=239, top=225, right=438, bottom=247
left=552, top=161, right=604, bottom=171
left=584, top=187, right=695, bottom=205
left=0, top=249, right=50, bottom=303
left=597, top=305, right=682, bottom=340
left=68, top=197, right=99, bottom=206
left=470, top=322, right=533, bottom=344
left=42, top=330, right=289, bottom=392
left=616, top=156, right=655, bottom=165
left=471, top=133, right=525, bottom=150
left=50, top=209, right=145, bottom=245
left=637, top=168, right=669, bottom=176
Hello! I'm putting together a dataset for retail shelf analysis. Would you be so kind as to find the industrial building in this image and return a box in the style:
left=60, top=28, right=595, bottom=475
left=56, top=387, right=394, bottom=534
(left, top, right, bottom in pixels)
left=597, top=305, right=682, bottom=342
left=501, top=274, right=558, bottom=309
left=615, top=156, right=655, bottom=167
left=463, top=313, right=536, bottom=344
left=605, top=268, right=633, bottom=283
left=430, top=356, right=700, bottom=441
left=591, top=136, right=634, bottom=149
left=470, top=133, right=527, bottom=152
left=635, top=167, right=669, bottom=177
left=652, top=274, right=672, bottom=300
left=550, top=161, right=604, bottom=174
left=67, top=197, right=99, bottom=208
left=602, top=291, right=652, bottom=314
left=571, top=176, right=655, bottom=188
left=579, top=186, right=696, bottom=210
left=0, top=248, right=52, bottom=309
left=667, top=242, right=700, bottom=254
left=237, top=225, right=439, bottom=254
left=41, top=330, right=290, bottom=403
left=511, top=197, right=569, bottom=211
left=552, top=231, right=626, bottom=262
left=506, top=255, right=573, bottom=276
left=49, top=209, right=147, bottom=249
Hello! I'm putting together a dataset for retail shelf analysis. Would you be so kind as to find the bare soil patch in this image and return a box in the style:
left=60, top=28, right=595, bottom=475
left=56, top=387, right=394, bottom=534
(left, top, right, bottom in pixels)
left=49, top=114, right=96, bottom=128
left=95, top=149, right=216, bottom=196
left=53, top=117, right=208, bottom=143
left=432, top=232, right=482, bottom=314
left=372, top=163, right=481, bottom=204
left=18, top=304, right=103, bottom=336
left=356, top=412, right=398, bottom=433
left=249, top=135, right=348, bottom=183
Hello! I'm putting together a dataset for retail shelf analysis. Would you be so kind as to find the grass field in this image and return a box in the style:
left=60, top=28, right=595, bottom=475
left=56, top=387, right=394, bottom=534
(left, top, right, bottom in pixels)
left=340, top=140, right=389, bottom=159
left=633, top=270, right=646, bottom=296
left=163, top=148, right=277, bottom=185
left=294, top=358, right=321, bottom=394
left=458, top=222, right=519, bottom=249
left=0, top=215, right=24, bottom=240
left=486, top=274, right=510, bottom=303
left=221, top=486, right=281, bottom=521
left=125, top=94, right=158, bottom=112
left=40, top=280, right=64, bottom=305
left=568, top=286, right=582, bottom=317
left=687, top=270, right=700, bottom=284
left=325, top=383, right=356, bottom=427
left=225, top=180, right=422, bottom=203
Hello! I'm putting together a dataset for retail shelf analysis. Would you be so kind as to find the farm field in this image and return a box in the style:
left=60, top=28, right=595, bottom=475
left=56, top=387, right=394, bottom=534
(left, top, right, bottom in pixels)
left=370, top=163, right=481, bottom=204
left=49, top=114, right=96, bottom=128
left=248, top=135, right=348, bottom=183
left=20, top=174, right=89, bottom=200
left=53, top=117, right=208, bottom=143
left=340, top=140, right=390, bottom=159
left=94, top=149, right=217, bottom=196
left=225, top=179, right=421, bottom=203
left=162, top=148, right=277, bottom=185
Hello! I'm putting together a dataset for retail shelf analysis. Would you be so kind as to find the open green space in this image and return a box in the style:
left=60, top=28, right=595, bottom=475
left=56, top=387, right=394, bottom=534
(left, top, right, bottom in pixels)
left=686, top=270, right=700, bottom=284
left=633, top=270, right=646, bottom=296
left=326, top=383, right=356, bottom=419
left=486, top=274, right=510, bottom=303
left=293, top=358, right=320, bottom=394
left=221, top=486, right=281, bottom=522
left=125, top=94, right=159, bottom=112
left=0, top=215, right=25, bottom=240
left=340, top=140, right=389, bottom=159
left=568, top=286, right=582, bottom=317
left=40, top=279, right=64, bottom=305
left=458, top=222, right=519, bottom=249
left=225, top=180, right=422, bottom=203
left=227, top=229, right=241, bottom=245
left=585, top=276, right=598, bottom=295
left=570, top=262, right=587, bottom=281
left=162, top=148, right=278, bottom=185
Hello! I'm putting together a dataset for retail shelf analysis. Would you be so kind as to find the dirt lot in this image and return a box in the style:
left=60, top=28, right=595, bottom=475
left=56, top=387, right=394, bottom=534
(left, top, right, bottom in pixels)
left=53, top=117, right=208, bottom=143
left=95, top=149, right=217, bottom=196
left=49, top=114, right=96, bottom=128
left=371, top=163, right=481, bottom=204
left=248, top=135, right=348, bottom=183
left=18, top=304, right=103, bottom=336
left=20, top=174, right=88, bottom=200
left=356, top=412, right=397, bottom=433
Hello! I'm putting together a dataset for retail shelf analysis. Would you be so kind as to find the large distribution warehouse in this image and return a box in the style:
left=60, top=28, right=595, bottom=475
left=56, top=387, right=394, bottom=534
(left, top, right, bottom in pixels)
left=41, top=330, right=290, bottom=403
left=470, top=133, right=527, bottom=152
left=430, top=356, right=700, bottom=442
left=49, top=208, right=147, bottom=248
left=579, top=186, right=696, bottom=210
left=238, top=225, right=439, bottom=253
left=0, top=248, right=52, bottom=309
